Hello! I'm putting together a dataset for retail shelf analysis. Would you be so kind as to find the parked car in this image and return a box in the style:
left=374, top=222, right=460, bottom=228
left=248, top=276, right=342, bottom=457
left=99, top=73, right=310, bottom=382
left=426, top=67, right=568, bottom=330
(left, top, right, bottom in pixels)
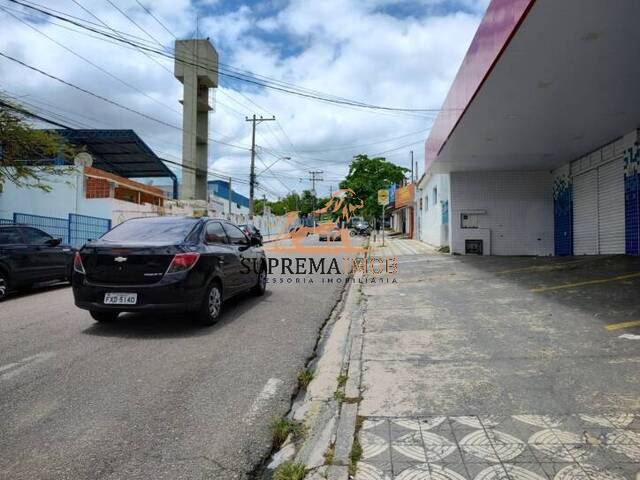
left=238, top=224, right=263, bottom=245
left=288, top=217, right=315, bottom=235
left=0, top=225, right=75, bottom=301
left=72, top=216, right=267, bottom=326
left=318, top=227, right=342, bottom=242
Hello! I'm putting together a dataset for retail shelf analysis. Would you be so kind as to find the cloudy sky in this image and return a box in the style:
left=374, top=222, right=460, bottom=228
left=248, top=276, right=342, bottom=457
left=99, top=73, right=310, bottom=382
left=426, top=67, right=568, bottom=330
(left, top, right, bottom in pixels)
left=0, top=0, right=489, bottom=199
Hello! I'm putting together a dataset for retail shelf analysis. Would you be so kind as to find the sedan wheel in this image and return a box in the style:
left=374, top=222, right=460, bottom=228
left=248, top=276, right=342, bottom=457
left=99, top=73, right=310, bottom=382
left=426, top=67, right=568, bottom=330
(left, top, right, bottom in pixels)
left=197, top=283, right=222, bottom=326
left=252, top=266, right=267, bottom=296
left=0, top=273, right=8, bottom=301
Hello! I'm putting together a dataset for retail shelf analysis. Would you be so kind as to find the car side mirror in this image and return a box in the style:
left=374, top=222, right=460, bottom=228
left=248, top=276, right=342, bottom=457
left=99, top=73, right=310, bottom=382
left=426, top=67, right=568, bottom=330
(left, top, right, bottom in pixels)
left=47, top=238, right=62, bottom=247
left=250, top=235, right=261, bottom=246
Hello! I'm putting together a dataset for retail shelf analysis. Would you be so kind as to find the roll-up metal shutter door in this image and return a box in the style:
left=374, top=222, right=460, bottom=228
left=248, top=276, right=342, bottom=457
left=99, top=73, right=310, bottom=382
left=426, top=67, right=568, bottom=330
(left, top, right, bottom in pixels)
left=573, top=169, right=598, bottom=255
left=597, top=158, right=625, bottom=254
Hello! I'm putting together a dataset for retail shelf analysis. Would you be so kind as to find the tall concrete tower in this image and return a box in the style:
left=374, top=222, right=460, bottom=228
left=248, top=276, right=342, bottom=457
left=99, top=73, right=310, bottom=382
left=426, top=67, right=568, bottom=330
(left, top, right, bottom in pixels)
left=174, top=39, right=218, bottom=200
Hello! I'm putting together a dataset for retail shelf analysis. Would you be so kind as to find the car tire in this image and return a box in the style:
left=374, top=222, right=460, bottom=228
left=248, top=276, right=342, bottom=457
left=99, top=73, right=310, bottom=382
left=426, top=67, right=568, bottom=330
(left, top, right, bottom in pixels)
left=251, top=263, right=267, bottom=296
left=196, top=281, right=223, bottom=327
left=90, top=311, right=119, bottom=323
left=0, top=271, right=9, bottom=302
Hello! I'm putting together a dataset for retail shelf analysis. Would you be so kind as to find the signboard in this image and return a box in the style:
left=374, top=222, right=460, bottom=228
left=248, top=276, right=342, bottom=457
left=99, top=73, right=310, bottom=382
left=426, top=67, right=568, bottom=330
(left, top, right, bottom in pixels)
left=377, top=189, right=389, bottom=205
left=395, top=184, right=415, bottom=208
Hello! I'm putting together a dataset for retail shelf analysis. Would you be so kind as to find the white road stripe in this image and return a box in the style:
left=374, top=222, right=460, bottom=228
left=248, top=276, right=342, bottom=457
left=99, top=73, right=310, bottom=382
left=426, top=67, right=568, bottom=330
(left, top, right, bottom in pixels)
left=242, top=377, right=284, bottom=424
left=0, top=352, right=55, bottom=380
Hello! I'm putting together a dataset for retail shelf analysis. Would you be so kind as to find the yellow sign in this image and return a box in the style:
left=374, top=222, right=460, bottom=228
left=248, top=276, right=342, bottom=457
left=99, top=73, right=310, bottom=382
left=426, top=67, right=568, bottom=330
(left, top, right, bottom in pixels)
left=378, top=189, right=389, bottom=205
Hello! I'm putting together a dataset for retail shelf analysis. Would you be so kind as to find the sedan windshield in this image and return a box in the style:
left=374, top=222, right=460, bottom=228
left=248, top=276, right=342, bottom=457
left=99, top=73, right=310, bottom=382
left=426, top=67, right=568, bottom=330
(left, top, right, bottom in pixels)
left=100, top=218, right=199, bottom=243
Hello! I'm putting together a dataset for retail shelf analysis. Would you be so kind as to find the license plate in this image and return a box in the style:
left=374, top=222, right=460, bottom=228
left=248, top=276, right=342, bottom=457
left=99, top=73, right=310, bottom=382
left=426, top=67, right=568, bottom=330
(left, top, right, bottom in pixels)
left=104, top=293, right=137, bottom=305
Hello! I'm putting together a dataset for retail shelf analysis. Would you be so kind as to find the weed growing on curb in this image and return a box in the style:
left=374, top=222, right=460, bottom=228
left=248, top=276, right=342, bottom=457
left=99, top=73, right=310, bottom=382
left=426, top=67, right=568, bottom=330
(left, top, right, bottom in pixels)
left=272, top=418, right=304, bottom=448
left=297, top=369, right=314, bottom=390
left=333, top=390, right=345, bottom=403
left=273, top=461, right=307, bottom=480
left=348, top=437, right=362, bottom=476
left=324, top=442, right=335, bottom=465
left=336, top=373, right=348, bottom=388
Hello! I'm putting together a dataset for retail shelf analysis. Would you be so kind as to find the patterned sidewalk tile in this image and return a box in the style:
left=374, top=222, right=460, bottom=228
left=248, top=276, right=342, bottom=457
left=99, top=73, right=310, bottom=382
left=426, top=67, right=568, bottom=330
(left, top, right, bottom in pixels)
left=355, top=414, right=640, bottom=480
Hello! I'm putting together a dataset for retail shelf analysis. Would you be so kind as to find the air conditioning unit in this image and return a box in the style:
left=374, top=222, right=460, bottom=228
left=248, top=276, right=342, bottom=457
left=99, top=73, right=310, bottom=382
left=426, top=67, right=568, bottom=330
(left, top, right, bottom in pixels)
left=465, top=239, right=483, bottom=255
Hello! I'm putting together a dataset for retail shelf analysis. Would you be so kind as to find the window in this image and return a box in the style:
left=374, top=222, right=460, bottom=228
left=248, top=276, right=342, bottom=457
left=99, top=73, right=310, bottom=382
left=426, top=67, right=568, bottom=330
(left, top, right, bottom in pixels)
left=223, top=223, right=249, bottom=246
left=433, top=187, right=438, bottom=205
left=101, top=217, right=199, bottom=243
left=205, top=222, right=228, bottom=244
left=461, top=213, right=479, bottom=229
left=0, top=227, right=24, bottom=244
left=22, top=227, right=52, bottom=245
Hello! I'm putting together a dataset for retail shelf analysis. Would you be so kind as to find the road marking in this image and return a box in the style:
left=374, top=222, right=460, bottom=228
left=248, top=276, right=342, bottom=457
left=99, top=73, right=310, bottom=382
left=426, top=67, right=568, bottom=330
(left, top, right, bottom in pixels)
left=496, top=259, right=591, bottom=274
left=530, top=272, right=640, bottom=293
left=242, top=377, right=283, bottom=425
left=0, top=352, right=55, bottom=380
left=606, top=320, right=640, bottom=331
left=618, top=334, right=640, bottom=340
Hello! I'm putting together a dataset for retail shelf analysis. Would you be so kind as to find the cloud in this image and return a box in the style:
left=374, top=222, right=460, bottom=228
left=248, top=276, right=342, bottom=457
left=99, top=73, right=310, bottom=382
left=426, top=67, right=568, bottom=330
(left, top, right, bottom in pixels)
left=0, top=0, right=487, bottom=198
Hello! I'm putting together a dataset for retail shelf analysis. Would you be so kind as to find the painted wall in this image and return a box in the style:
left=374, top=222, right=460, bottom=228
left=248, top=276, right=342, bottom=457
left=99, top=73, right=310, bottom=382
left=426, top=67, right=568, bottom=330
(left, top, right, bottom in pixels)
left=552, top=164, right=573, bottom=256
left=416, top=174, right=450, bottom=247
left=449, top=170, right=554, bottom=255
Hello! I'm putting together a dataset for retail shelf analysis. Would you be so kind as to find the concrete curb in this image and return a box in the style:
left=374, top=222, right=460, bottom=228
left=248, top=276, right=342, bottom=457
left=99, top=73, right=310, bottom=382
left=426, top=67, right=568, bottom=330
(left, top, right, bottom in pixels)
left=263, top=278, right=364, bottom=479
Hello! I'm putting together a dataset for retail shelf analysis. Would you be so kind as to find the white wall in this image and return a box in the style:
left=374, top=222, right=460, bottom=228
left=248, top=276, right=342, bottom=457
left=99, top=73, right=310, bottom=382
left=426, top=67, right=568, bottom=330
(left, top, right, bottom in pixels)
left=449, top=171, right=554, bottom=255
left=416, top=174, right=449, bottom=247
left=0, top=168, right=83, bottom=220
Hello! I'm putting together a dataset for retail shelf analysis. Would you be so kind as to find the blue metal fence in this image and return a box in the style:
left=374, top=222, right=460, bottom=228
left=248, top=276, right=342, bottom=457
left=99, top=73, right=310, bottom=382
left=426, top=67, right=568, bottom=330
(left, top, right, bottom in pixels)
left=0, top=218, right=14, bottom=225
left=9, top=212, right=111, bottom=247
left=69, top=213, right=111, bottom=247
left=14, top=213, right=70, bottom=243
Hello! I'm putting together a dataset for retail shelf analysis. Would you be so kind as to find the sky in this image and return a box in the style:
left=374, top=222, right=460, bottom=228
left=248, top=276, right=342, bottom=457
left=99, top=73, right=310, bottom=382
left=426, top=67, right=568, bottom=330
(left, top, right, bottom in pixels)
left=0, top=0, right=490, bottom=199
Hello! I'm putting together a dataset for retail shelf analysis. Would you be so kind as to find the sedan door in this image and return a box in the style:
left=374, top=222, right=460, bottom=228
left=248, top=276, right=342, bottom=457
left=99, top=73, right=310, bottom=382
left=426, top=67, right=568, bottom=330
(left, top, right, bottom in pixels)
left=204, top=222, right=242, bottom=297
left=0, top=227, right=31, bottom=286
left=20, top=227, right=70, bottom=281
left=222, top=223, right=256, bottom=290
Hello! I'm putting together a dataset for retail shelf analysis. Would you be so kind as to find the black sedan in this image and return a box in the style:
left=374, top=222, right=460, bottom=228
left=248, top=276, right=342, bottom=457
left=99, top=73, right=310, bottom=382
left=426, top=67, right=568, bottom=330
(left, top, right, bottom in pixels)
left=72, top=216, right=267, bottom=326
left=0, top=225, right=74, bottom=301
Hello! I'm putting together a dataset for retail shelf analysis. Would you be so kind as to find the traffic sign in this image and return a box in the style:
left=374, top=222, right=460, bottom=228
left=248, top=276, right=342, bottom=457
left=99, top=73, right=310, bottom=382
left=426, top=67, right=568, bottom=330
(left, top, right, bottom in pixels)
left=378, top=189, right=389, bottom=205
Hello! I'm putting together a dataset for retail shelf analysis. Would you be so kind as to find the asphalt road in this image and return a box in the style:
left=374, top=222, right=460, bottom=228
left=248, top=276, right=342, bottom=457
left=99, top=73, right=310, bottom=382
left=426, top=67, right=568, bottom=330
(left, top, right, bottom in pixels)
left=0, top=238, right=353, bottom=480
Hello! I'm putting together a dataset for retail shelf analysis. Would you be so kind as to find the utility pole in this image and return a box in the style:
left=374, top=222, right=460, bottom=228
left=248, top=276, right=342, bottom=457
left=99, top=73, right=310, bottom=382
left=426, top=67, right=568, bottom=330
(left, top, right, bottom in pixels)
left=307, top=170, right=324, bottom=226
left=228, top=177, right=233, bottom=219
left=410, top=150, right=414, bottom=183
left=246, top=114, right=276, bottom=218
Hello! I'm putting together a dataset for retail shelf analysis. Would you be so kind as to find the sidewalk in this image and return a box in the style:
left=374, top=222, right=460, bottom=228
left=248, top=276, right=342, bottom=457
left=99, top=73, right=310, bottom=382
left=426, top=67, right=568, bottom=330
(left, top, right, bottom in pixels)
left=351, top=238, right=640, bottom=479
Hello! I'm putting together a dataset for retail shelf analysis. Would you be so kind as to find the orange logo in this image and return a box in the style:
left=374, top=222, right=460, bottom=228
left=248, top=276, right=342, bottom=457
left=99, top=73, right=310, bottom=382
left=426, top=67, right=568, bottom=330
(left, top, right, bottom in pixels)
left=269, top=189, right=366, bottom=253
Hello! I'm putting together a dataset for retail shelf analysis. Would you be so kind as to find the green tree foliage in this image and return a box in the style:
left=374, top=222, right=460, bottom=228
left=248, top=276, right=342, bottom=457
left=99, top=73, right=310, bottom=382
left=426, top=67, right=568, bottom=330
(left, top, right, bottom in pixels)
left=339, top=154, right=408, bottom=219
left=0, top=100, right=75, bottom=192
left=254, top=190, right=328, bottom=217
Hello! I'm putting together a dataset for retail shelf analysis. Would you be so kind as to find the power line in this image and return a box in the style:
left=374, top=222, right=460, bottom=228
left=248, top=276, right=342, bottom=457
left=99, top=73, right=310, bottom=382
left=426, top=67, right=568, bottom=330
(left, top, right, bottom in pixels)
left=0, top=51, right=250, bottom=152
left=134, top=0, right=176, bottom=39
left=5, top=0, right=450, bottom=115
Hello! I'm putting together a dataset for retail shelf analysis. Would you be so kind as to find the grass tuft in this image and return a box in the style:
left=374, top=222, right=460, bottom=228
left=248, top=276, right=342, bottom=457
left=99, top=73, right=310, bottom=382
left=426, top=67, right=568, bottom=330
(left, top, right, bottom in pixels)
left=348, top=436, right=363, bottom=476
left=272, top=418, right=304, bottom=449
left=273, top=461, right=307, bottom=480
left=297, top=369, right=314, bottom=390
left=336, top=373, right=348, bottom=388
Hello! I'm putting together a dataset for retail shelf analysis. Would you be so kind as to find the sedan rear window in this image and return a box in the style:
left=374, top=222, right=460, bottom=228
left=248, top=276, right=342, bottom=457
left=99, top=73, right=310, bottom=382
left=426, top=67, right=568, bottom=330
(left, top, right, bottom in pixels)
left=100, top=218, right=199, bottom=243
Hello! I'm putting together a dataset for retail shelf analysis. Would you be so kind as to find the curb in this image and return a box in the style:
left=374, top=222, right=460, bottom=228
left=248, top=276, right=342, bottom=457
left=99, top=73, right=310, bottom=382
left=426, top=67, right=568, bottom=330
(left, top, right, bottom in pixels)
left=264, top=278, right=365, bottom=480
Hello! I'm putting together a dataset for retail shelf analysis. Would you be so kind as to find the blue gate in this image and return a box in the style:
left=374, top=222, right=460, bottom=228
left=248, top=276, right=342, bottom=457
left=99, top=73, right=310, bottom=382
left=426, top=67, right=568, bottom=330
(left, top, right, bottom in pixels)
left=0, top=218, right=14, bottom=225
left=68, top=213, right=111, bottom=247
left=13, top=213, right=70, bottom=243
left=10, top=212, right=112, bottom=247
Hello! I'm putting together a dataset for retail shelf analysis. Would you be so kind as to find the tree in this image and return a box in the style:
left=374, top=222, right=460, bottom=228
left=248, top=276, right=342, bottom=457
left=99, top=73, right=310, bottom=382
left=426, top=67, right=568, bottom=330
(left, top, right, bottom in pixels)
left=0, top=100, right=75, bottom=192
left=339, top=154, right=408, bottom=219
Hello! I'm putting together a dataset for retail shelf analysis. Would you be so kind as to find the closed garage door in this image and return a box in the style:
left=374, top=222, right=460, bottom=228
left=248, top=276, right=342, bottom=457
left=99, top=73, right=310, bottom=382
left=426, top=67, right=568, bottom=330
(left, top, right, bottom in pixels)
left=573, top=158, right=625, bottom=255
left=573, top=169, right=598, bottom=255
left=597, top=159, right=625, bottom=253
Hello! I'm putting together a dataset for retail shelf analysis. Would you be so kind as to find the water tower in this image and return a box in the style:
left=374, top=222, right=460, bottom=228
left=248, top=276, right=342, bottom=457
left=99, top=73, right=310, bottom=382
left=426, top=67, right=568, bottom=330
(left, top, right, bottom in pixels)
left=174, top=39, right=218, bottom=200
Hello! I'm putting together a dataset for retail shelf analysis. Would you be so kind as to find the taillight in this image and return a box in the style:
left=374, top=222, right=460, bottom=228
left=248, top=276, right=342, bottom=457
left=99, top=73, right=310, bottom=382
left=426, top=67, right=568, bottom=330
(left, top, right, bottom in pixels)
left=165, top=252, right=200, bottom=275
left=73, top=252, right=85, bottom=274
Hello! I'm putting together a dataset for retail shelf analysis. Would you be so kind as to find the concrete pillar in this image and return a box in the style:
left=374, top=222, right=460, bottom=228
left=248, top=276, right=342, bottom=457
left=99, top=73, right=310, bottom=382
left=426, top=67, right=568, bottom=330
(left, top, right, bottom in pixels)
left=174, top=39, right=218, bottom=200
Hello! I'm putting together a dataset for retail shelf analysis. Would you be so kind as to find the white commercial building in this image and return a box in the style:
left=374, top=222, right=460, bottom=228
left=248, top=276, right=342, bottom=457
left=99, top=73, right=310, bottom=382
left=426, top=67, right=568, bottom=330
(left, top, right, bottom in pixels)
left=420, top=0, right=640, bottom=256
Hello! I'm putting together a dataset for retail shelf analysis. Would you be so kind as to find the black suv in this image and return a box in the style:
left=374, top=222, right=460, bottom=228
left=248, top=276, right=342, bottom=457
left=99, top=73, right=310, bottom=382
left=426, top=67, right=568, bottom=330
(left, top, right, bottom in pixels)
left=0, top=225, right=75, bottom=301
left=72, top=216, right=267, bottom=326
